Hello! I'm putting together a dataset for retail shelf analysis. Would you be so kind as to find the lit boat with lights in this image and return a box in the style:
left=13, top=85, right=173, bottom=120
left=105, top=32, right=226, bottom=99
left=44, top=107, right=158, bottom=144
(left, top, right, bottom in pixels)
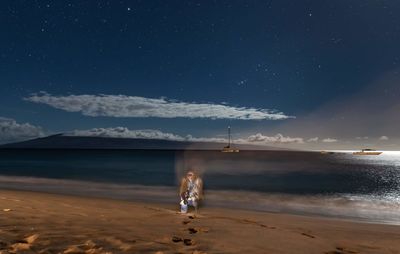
left=353, top=149, right=382, bottom=155
left=320, top=151, right=335, bottom=154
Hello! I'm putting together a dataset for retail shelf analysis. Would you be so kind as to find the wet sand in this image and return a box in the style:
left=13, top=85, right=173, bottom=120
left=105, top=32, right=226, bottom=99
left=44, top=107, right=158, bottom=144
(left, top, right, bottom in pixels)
left=0, top=190, right=399, bottom=254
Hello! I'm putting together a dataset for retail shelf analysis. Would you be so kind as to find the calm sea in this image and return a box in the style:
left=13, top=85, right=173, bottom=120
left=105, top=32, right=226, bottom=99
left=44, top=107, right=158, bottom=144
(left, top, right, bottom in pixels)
left=0, top=149, right=399, bottom=224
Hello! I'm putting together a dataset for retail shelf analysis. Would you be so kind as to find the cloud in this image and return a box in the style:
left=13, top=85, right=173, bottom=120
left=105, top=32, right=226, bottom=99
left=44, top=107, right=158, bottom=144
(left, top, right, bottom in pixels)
left=238, top=133, right=304, bottom=144
left=0, top=117, right=44, bottom=143
left=322, top=138, right=338, bottom=143
left=66, top=127, right=304, bottom=145
left=67, top=127, right=185, bottom=141
left=356, top=136, right=369, bottom=140
left=183, top=135, right=226, bottom=143
left=379, top=135, right=389, bottom=141
left=24, top=92, right=292, bottom=120
left=307, top=137, right=319, bottom=142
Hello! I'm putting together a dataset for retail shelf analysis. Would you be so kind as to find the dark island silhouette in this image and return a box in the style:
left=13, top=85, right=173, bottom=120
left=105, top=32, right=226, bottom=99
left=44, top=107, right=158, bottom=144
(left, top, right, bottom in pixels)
left=0, top=134, right=287, bottom=151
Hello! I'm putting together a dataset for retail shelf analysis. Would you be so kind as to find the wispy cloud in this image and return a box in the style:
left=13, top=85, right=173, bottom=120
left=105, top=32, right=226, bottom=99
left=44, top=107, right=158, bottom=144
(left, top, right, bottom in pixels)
left=239, top=133, right=304, bottom=144
left=379, top=135, right=389, bottom=141
left=307, top=137, right=319, bottom=142
left=322, top=138, right=338, bottom=143
left=66, top=127, right=304, bottom=145
left=0, top=117, right=44, bottom=143
left=67, top=127, right=185, bottom=141
left=25, top=92, right=293, bottom=120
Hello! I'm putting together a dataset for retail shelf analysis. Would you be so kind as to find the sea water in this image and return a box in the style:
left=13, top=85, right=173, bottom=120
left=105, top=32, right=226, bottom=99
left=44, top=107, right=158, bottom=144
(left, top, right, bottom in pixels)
left=0, top=149, right=399, bottom=224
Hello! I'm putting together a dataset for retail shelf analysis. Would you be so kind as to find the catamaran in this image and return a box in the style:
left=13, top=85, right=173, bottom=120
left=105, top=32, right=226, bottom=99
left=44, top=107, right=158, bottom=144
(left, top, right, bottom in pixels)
left=353, top=149, right=382, bottom=155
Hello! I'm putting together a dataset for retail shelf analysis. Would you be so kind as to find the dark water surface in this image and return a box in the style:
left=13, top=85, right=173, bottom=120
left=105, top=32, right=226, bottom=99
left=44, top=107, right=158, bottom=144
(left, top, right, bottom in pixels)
left=0, top=149, right=399, bottom=224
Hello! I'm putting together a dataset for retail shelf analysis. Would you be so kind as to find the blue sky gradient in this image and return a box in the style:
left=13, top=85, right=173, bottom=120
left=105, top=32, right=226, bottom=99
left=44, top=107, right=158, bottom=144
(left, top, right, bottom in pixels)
left=1, top=1, right=400, bottom=149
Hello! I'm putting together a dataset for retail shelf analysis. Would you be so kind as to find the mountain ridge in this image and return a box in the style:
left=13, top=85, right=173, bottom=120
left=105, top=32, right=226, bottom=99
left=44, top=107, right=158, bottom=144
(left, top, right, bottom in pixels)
left=0, top=134, right=289, bottom=150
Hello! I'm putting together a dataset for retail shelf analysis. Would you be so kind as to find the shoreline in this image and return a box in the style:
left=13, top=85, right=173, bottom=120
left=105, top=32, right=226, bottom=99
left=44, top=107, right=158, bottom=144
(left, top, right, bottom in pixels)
left=0, top=185, right=398, bottom=227
left=1, top=189, right=400, bottom=254
left=1, top=174, right=400, bottom=226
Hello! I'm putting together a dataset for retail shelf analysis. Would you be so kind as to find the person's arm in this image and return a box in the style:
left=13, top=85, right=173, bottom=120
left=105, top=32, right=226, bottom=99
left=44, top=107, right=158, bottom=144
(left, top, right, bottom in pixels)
left=180, top=192, right=188, bottom=204
left=179, top=179, right=189, bottom=204
left=196, top=178, right=203, bottom=200
left=179, top=178, right=187, bottom=197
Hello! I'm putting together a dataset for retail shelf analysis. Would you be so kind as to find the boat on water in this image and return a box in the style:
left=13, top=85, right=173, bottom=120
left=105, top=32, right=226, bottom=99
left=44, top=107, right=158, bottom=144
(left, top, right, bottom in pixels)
left=353, top=149, right=382, bottom=155
left=320, top=151, right=335, bottom=154
left=221, top=126, right=240, bottom=153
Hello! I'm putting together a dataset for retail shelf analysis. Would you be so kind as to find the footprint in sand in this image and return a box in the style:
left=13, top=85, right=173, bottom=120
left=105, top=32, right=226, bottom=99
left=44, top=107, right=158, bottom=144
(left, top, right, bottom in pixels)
left=182, top=220, right=191, bottom=225
left=301, top=232, right=316, bottom=239
left=187, top=226, right=210, bottom=235
left=9, top=234, right=39, bottom=253
left=172, top=236, right=183, bottom=243
left=188, top=228, right=198, bottom=234
left=325, top=247, right=359, bottom=254
left=171, top=236, right=195, bottom=246
left=10, top=242, right=31, bottom=253
left=183, top=238, right=195, bottom=246
left=260, top=224, right=276, bottom=229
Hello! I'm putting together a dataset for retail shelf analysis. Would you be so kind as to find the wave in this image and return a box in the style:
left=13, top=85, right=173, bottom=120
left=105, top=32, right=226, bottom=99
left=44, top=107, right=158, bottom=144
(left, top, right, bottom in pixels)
left=0, top=175, right=399, bottom=225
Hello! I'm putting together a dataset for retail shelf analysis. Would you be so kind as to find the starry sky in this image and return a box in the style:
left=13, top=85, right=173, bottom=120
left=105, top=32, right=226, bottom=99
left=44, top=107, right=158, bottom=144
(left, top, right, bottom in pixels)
left=1, top=1, right=400, bottom=149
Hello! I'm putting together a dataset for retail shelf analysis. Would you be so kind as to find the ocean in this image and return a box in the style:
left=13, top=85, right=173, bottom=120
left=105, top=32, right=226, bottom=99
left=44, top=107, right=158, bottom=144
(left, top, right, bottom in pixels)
left=0, top=149, right=399, bottom=224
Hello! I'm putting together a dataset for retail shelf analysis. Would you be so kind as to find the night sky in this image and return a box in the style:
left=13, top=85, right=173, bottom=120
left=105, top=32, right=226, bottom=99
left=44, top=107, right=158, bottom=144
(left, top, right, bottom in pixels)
left=1, top=1, right=400, bottom=149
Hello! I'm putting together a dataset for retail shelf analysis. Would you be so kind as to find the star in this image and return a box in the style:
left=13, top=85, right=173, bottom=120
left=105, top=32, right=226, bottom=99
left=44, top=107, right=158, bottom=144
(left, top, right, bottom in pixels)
left=237, top=79, right=248, bottom=86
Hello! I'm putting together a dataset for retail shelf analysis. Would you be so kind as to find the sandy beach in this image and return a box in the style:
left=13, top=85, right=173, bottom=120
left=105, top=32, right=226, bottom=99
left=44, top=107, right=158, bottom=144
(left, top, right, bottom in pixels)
left=0, top=190, right=399, bottom=254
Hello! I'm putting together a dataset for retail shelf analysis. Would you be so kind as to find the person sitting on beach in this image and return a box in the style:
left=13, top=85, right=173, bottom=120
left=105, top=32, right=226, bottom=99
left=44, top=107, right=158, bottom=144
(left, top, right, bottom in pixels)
left=179, top=170, right=203, bottom=213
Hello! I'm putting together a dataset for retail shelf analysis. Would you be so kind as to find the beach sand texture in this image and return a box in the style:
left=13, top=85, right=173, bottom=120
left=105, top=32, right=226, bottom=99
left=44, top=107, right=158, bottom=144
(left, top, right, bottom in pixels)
left=0, top=190, right=399, bottom=254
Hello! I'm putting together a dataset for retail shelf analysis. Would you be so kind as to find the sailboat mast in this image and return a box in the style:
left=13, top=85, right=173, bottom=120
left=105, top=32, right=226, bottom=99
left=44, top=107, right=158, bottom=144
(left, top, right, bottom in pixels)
left=228, top=126, right=231, bottom=147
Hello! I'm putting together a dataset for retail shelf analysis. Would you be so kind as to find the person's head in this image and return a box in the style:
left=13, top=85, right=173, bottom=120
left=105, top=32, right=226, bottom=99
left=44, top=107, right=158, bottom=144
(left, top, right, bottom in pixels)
left=186, top=170, right=195, bottom=180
